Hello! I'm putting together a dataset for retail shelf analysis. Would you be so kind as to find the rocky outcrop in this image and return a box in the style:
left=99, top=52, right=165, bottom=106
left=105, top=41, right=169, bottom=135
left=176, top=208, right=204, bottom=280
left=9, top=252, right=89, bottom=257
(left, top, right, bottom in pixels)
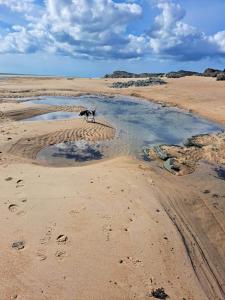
left=105, top=68, right=225, bottom=80
left=145, top=131, right=225, bottom=175
left=203, top=68, right=223, bottom=77
left=111, top=78, right=166, bottom=88
left=104, top=70, right=164, bottom=78
left=216, top=72, right=225, bottom=81
left=166, top=70, right=201, bottom=78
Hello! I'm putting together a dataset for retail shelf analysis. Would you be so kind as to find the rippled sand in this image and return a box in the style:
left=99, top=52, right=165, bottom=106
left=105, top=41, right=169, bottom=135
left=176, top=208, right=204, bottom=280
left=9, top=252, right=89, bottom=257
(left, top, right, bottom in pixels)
left=0, top=76, right=224, bottom=300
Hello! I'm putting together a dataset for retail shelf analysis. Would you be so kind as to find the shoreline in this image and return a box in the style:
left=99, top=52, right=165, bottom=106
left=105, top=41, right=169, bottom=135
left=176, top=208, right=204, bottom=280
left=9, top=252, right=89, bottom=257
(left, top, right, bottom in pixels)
left=0, top=76, right=225, bottom=125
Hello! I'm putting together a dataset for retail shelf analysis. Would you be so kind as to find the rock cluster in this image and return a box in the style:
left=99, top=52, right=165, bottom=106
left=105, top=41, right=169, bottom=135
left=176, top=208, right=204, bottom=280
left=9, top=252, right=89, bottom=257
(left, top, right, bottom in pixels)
left=111, top=78, right=166, bottom=88
left=105, top=70, right=164, bottom=78
left=216, top=72, right=225, bottom=81
left=166, top=70, right=201, bottom=78
left=203, top=68, right=223, bottom=77
left=145, top=131, right=225, bottom=175
left=105, top=68, right=225, bottom=80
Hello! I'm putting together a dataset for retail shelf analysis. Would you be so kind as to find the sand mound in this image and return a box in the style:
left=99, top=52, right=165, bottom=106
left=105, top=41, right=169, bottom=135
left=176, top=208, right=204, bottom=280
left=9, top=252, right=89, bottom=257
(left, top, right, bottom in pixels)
left=2, top=105, right=85, bottom=121
left=9, top=121, right=115, bottom=161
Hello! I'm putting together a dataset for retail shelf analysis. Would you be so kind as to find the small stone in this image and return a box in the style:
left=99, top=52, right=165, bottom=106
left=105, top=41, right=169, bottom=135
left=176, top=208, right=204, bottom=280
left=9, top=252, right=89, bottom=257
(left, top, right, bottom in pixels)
left=150, top=287, right=168, bottom=299
left=203, top=189, right=210, bottom=194
left=5, top=177, right=13, bottom=181
left=119, top=259, right=123, bottom=264
left=12, top=240, right=25, bottom=250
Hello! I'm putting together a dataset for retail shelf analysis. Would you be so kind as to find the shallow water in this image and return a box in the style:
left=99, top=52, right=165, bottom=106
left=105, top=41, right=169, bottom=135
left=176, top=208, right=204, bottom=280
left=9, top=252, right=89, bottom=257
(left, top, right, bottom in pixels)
left=28, top=95, right=223, bottom=165
left=24, top=111, right=78, bottom=122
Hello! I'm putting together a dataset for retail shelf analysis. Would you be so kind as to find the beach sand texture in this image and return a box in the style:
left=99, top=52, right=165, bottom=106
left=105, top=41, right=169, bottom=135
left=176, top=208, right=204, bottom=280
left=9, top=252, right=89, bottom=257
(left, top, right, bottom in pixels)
left=0, top=76, right=224, bottom=300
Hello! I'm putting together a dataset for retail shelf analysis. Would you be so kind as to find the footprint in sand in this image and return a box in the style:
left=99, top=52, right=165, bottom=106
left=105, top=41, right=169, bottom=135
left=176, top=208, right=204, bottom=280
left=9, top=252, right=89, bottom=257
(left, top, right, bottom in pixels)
left=8, top=204, right=18, bottom=212
left=37, top=249, right=47, bottom=261
left=16, top=179, right=24, bottom=188
left=56, top=234, right=68, bottom=244
left=55, top=250, right=67, bottom=260
left=55, top=235, right=68, bottom=260
left=8, top=203, right=26, bottom=216
left=40, top=226, right=55, bottom=245
left=102, top=224, right=112, bottom=241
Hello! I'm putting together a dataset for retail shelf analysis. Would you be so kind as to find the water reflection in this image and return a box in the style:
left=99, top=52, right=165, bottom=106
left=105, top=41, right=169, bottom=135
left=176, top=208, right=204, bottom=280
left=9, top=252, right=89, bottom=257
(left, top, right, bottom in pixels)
left=24, top=111, right=78, bottom=121
left=26, top=95, right=224, bottom=166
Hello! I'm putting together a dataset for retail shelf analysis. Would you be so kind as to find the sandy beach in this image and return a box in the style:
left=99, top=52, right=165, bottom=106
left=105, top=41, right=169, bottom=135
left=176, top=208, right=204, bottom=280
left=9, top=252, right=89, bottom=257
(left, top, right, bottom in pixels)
left=0, top=76, right=225, bottom=300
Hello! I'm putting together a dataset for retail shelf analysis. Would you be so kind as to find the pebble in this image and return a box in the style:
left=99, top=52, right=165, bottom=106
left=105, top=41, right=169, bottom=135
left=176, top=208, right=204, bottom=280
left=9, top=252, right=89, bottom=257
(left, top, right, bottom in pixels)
left=12, top=240, right=25, bottom=250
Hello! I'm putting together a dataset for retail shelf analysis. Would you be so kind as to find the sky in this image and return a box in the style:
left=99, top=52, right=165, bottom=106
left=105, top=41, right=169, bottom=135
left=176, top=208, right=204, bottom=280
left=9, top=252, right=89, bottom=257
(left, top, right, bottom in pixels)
left=0, top=0, right=225, bottom=77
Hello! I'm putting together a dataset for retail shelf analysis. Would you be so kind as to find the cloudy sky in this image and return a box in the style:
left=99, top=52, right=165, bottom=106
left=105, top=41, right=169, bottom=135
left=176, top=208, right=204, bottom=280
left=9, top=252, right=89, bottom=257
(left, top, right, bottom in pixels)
left=0, top=0, right=225, bottom=76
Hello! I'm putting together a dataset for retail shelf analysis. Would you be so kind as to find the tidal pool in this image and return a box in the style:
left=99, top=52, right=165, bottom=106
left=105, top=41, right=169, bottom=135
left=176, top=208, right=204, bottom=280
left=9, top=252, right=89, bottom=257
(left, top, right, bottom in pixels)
left=27, top=95, right=223, bottom=166
left=24, top=111, right=79, bottom=122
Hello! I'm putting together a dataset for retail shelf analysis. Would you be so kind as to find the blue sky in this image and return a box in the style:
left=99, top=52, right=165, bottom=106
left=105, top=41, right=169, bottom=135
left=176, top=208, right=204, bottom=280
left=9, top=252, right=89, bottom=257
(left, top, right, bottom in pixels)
left=0, top=0, right=225, bottom=76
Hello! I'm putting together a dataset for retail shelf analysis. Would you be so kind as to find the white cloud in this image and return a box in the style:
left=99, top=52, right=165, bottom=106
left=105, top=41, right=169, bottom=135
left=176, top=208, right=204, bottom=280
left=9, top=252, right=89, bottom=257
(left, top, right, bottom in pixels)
left=0, top=0, right=147, bottom=59
left=149, top=0, right=225, bottom=61
left=0, top=0, right=224, bottom=61
left=0, top=0, right=35, bottom=13
left=209, top=31, right=225, bottom=53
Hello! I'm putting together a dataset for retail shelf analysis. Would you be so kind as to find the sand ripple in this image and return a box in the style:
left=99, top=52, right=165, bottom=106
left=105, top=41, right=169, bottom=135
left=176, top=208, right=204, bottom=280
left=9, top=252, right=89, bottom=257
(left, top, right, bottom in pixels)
left=9, top=121, right=115, bottom=161
left=2, top=105, right=85, bottom=121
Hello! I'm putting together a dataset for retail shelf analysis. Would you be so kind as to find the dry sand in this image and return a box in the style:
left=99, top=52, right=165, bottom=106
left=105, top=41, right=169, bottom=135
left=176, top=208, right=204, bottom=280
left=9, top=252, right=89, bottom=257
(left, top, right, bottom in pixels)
left=0, top=76, right=225, bottom=300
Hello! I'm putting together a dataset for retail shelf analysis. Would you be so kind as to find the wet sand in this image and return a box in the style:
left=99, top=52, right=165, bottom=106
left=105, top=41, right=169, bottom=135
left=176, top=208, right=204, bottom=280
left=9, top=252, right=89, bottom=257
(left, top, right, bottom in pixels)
left=0, top=76, right=225, bottom=300
left=0, top=75, right=225, bottom=125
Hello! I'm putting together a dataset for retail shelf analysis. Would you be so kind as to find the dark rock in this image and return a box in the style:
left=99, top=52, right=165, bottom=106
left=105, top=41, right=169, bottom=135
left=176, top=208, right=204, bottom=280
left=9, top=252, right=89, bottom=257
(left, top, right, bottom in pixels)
left=203, top=68, right=223, bottom=77
left=184, top=134, right=207, bottom=148
left=12, top=240, right=25, bottom=250
left=215, top=166, right=225, bottom=180
left=203, top=189, right=210, bottom=194
left=104, top=70, right=164, bottom=78
left=216, top=72, right=225, bottom=81
left=111, top=78, right=166, bottom=88
left=150, top=287, right=168, bottom=299
left=166, top=70, right=201, bottom=78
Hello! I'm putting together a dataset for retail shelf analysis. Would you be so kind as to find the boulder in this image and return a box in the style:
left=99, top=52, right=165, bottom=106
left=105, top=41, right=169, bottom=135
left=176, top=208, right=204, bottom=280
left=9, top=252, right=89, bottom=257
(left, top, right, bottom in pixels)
left=166, top=70, right=201, bottom=78
left=216, top=72, right=225, bottom=81
left=203, top=68, right=223, bottom=77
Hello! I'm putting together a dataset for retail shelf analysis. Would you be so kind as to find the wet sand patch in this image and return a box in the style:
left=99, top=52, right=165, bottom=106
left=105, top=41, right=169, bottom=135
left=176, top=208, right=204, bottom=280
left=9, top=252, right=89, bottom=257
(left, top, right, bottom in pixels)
left=1, top=104, right=85, bottom=121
